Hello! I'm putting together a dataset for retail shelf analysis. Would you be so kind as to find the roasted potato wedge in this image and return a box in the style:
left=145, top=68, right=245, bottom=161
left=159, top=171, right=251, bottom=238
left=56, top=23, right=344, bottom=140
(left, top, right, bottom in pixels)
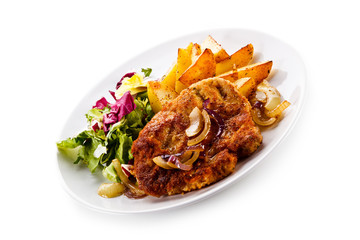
left=158, top=35, right=288, bottom=131
left=147, top=81, right=178, bottom=113
left=200, top=35, right=229, bottom=62
left=161, top=62, right=177, bottom=89
left=176, top=43, right=194, bottom=81
left=233, top=77, right=258, bottom=98
left=215, top=43, right=254, bottom=75
left=175, top=79, right=188, bottom=93
left=173, top=43, right=197, bottom=93
left=191, top=43, right=202, bottom=62
left=162, top=43, right=200, bottom=91
left=217, top=61, right=273, bottom=84
left=178, top=48, right=216, bottom=87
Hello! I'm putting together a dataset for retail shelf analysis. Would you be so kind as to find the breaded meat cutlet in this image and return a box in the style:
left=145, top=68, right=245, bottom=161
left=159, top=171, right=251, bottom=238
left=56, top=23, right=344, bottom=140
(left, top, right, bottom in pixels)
left=131, top=77, right=262, bottom=197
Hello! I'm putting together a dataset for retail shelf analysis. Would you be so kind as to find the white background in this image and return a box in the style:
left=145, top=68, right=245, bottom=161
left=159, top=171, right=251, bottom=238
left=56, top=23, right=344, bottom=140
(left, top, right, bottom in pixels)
left=1, top=0, right=359, bottom=239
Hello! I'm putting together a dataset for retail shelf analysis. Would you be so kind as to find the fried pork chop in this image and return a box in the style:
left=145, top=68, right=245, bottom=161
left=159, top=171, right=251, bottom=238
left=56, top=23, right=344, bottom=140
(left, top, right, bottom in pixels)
left=131, top=77, right=262, bottom=197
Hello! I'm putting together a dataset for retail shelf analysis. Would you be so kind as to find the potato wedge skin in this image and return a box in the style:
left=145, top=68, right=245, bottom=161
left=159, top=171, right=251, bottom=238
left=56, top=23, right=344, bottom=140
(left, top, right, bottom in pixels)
left=217, top=61, right=273, bottom=84
left=176, top=43, right=194, bottom=80
left=200, top=35, right=229, bottom=62
left=147, top=81, right=178, bottom=113
left=215, top=43, right=254, bottom=75
left=178, top=48, right=216, bottom=87
left=237, top=60, right=272, bottom=85
left=173, top=43, right=197, bottom=93
left=191, top=43, right=202, bottom=62
left=233, top=77, right=257, bottom=98
left=161, top=62, right=177, bottom=89
left=175, top=79, right=188, bottom=93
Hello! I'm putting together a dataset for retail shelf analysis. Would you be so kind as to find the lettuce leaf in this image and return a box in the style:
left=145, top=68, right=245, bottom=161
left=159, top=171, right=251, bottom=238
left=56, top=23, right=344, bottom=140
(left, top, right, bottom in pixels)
left=102, top=163, right=120, bottom=183
left=57, top=130, right=106, bottom=172
left=141, top=68, right=152, bottom=77
left=57, top=90, right=154, bottom=174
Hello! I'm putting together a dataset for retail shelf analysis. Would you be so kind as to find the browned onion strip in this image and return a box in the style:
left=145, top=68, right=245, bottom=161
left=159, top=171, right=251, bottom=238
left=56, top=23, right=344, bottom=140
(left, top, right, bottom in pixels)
left=167, top=155, right=192, bottom=171
left=112, top=159, right=147, bottom=197
left=251, top=108, right=276, bottom=126
left=182, top=151, right=201, bottom=166
left=265, top=100, right=291, bottom=118
left=256, top=80, right=281, bottom=111
left=153, top=155, right=192, bottom=171
left=152, top=147, right=203, bottom=171
left=187, top=110, right=211, bottom=146
left=185, top=107, right=204, bottom=137
left=180, top=150, right=193, bottom=162
left=121, top=164, right=134, bottom=177
left=153, top=156, right=173, bottom=169
left=98, top=183, right=125, bottom=198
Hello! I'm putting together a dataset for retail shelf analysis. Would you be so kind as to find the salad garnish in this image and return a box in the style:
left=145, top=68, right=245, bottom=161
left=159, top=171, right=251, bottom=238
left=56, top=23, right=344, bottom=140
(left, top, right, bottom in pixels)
left=57, top=69, right=154, bottom=177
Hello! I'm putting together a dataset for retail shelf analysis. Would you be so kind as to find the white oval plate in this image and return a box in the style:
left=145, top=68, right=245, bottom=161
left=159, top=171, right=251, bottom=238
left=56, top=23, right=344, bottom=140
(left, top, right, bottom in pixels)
left=57, top=28, right=306, bottom=214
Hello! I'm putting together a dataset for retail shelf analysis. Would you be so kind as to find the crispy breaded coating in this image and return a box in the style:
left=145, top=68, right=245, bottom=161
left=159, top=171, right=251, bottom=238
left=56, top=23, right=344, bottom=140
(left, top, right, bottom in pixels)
left=131, top=78, right=262, bottom=197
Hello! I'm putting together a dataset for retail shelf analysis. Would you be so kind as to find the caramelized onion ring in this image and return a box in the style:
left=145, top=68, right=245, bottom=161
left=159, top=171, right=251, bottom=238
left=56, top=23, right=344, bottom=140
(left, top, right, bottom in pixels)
left=167, top=155, right=192, bottom=171
left=153, top=156, right=173, bottom=169
left=185, top=107, right=204, bottom=137
left=183, top=151, right=201, bottom=166
left=153, top=147, right=204, bottom=171
left=187, top=109, right=211, bottom=146
left=251, top=108, right=276, bottom=126
left=257, top=80, right=281, bottom=111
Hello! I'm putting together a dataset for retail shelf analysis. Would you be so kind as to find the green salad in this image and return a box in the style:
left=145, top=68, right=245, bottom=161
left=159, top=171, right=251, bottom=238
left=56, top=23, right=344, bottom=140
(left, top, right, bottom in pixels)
left=57, top=68, right=155, bottom=186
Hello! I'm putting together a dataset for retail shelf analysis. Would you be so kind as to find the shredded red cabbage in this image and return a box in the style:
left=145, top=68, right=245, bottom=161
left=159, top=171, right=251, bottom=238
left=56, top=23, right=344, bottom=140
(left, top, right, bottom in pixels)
left=103, top=113, right=118, bottom=125
left=109, top=90, right=116, bottom=100
left=103, top=91, right=136, bottom=133
left=203, top=98, right=225, bottom=138
left=92, top=97, right=110, bottom=109
left=116, top=72, right=136, bottom=89
left=111, top=91, right=136, bottom=120
left=91, top=122, right=100, bottom=132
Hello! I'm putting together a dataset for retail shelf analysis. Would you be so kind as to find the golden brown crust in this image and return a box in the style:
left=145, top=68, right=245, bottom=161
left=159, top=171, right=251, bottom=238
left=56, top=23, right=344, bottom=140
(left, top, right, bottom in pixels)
left=131, top=77, right=262, bottom=197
